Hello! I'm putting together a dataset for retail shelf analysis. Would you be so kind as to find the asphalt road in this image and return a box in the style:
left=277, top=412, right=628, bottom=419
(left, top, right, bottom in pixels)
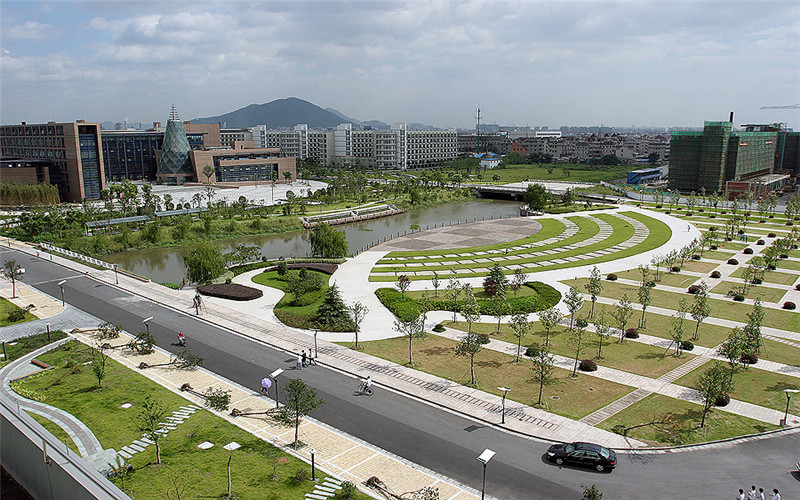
left=5, top=246, right=800, bottom=499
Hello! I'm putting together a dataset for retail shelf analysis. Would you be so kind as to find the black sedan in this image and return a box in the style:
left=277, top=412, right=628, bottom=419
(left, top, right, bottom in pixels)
left=547, top=442, right=617, bottom=472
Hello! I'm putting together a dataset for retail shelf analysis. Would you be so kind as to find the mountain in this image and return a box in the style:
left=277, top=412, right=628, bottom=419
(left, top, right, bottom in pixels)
left=325, top=108, right=390, bottom=130
left=193, top=97, right=352, bottom=129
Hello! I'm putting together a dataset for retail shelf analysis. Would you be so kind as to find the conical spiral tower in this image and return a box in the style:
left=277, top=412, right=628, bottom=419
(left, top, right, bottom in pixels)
left=157, top=104, right=194, bottom=184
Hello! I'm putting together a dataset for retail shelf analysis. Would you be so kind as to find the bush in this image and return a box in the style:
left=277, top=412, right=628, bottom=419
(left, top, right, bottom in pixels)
left=710, top=245, right=718, bottom=250
left=767, top=264, right=777, bottom=271
left=710, top=271, right=721, bottom=278
left=432, top=323, right=446, bottom=333
left=783, top=302, right=796, bottom=310
left=8, top=308, right=26, bottom=322
left=768, top=233, right=776, bottom=238
left=743, top=248, right=753, bottom=254
left=276, top=260, right=287, bottom=275
left=756, top=239, right=765, bottom=245
left=579, top=359, right=597, bottom=372
left=665, top=211, right=671, bottom=214
left=525, top=345, right=540, bottom=357
left=671, top=266, right=681, bottom=273
left=751, top=277, right=763, bottom=285
left=687, top=285, right=700, bottom=294
left=733, top=294, right=745, bottom=302
left=655, top=204, right=662, bottom=209
left=606, top=273, right=618, bottom=281
left=715, top=393, right=731, bottom=407
left=786, top=222, right=793, bottom=226
left=795, top=284, right=800, bottom=291
left=709, top=214, right=716, bottom=218
left=293, top=468, right=310, bottom=483
left=692, top=254, right=701, bottom=260
left=680, top=340, right=694, bottom=351
left=197, top=283, right=263, bottom=301
left=375, top=288, right=421, bottom=322
left=720, top=211, right=727, bottom=214
left=780, top=253, right=789, bottom=259
left=727, top=258, right=739, bottom=265
left=625, top=328, right=639, bottom=339
left=685, top=212, right=693, bottom=216
left=476, top=333, right=490, bottom=344
left=741, top=353, right=759, bottom=364
left=335, top=481, right=358, bottom=499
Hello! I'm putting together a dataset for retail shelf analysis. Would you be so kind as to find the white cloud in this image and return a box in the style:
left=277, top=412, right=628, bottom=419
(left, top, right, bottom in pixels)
left=4, top=20, right=59, bottom=40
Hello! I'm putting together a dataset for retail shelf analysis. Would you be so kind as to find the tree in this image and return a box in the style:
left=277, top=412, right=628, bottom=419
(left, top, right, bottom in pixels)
left=92, top=344, right=109, bottom=388
left=97, top=321, right=122, bottom=339
left=348, top=301, right=369, bottom=349
left=395, top=274, right=411, bottom=295
left=584, top=266, right=603, bottom=318
left=718, top=327, right=747, bottom=386
left=182, top=241, right=226, bottom=284
left=1, top=260, right=24, bottom=298
left=316, top=284, right=350, bottom=328
left=612, top=294, right=633, bottom=342
left=743, top=299, right=766, bottom=356
left=510, top=268, right=527, bottom=298
left=637, top=266, right=654, bottom=329
left=482, top=263, right=508, bottom=297
left=582, top=484, right=603, bottom=500
left=444, top=275, right=463, bottom=323
left=394, top=315, right=424, bottom=365
left=203, top=165, right=215, bottom=183
left=488, top=291, right=509, bottom=334
left=529, top=344, right=555, bottom=405
left=127, top=331, right=156, bottom=355
left=136, top=396, right=168, bottom=464
left=593, top=308, right=612, bottom=359
left=283, top=171, right=292, bottom=183
left=569, top=318, right=588, bottom=377
left=538, top=306, right=563, bottom=347
left=278, top=378, right=325, bottom=448
left=523, top=183, right=549, bottom=212
left=665, top=298, right=688, bottom=356
left=696, top=362, right=729, bottom=428
left=690, top=281, right=711, bottom=341
left=509, top=312, right=530, bottom=362
left=309, top=222, right=348, bottom=258
left=564, top=287, right=584, bottom=331
left=431, top=271, right=440, bottom=298
left=454, top=288, right=482, bottom=386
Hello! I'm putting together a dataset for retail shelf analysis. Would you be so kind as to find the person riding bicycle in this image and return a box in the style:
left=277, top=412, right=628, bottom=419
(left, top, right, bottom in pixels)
left=177, top=331, right=186, bottom=346
left=362, top=376, right=372, bottom=392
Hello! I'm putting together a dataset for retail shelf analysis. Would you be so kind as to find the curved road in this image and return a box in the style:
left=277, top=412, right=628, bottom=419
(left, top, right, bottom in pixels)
left=4, top=247, right=799, bottom=499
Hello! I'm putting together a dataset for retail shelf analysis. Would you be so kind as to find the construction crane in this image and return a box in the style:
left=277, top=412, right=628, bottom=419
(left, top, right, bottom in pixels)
left=761, top=104, right=800, bottom=109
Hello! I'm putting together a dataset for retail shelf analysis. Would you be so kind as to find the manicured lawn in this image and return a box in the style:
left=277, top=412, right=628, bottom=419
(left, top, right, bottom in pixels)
left=0, top=330, right=68, bottom=367
left=730, top=268, right=798, bottom=286
left=12, top=341, right=341, bottom=500
left=676, top=260, right=719, bottom=274
left=676, top=364, right=800, bottom=413
left=615, top=269, right=698, bottom=289
left=709, top=280, right=787, bottom=304
left=701, top=250, right=736, bottom=261
left=0, top=297, right=38, bottom=327
left=446, top=321, right=694, bottom=378
left=776, top=260, right=800, bottom=272
left=596, top=394, right=777, bottom=445
left=251, top=270, right=342, bottom=329
left=355, top=334, right=634, bottom=420
left=472, top=163, right=633, bottom=184
left=761, top=339, right=800, bottom=368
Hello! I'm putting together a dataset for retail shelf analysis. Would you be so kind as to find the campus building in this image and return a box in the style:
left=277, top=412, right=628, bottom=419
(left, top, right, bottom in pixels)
left=0, top=121, right=105, bottom=202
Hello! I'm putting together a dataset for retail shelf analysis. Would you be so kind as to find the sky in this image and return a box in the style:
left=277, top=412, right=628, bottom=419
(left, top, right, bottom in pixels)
left=2, top=1, right=799, bottom=130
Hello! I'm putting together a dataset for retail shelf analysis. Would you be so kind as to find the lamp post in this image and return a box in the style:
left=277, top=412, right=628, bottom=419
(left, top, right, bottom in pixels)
left=270, top=368, right=284, bottom=409
left=477, top=449, right=495, bottom=500
left=497, top=387, right=510, bottom=424
left=57, top=280, right=66, bottom=306
left=781, top=389, right=799, bottom=426
left=310, top=448, right=316, bottom=481
left=313, top=329, right=319, bottom=358
left=142, top=316, right=153, bottom=333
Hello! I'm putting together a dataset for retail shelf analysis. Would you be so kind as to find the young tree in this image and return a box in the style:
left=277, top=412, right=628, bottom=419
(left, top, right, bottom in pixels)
left=569, top=318, right=588, bottom=377
left=665, top=298, right=688, bottom=356
left=431, top=271, right=440, bottom=298
left=564, top=286, right=584, bottom=331
left=637, top=273, right=654, bottom=329
left=743, top=299, right=766, bottom=356
left=528, top=344, right=555, bottom=405
left=395, top=274, right=411, bottom=296
left=182, top=241, right=226, bottom=284
left=127, top=331, right=156, bottom=355
left=696, top=362, right=729, bottom=428
left=582, top=484, right=604, bottom=500
left=612, top=294, right=633, bottom=342
left=718, top=327, right=747, bottom=386
left=510, top=268, right=527, bottom=298
left=97, top=321, right=122, bottom=339
left=454, top=289, right=482, bottom=386
left=538, top=306, right=563, bottom=347
left=92, top=344, right=109, bottom=388
left=309, top=222, right=348, bottom=258
left=444, top=275, right=463, bottom=323
left=488, top=291, right=509, bottom=334
left=1, top=260, right=24, bottom=298
left=593, top=308, right=612, bottom=359
left=509, top=312, right=530, bottom=362
left=278, top=378, right=325, bottom=449
left=347, top=301, right=369, bottom=349
left=136, top=396, right=169, bottom=464
left=394, top=315, right=424, bottom=365
left=584, top=266, right=603, bottom=318
left=482, top=263, right=508, bottom=297
left=316, top=283, right=350, bottom=328
left=523, top=183, right=549, bottom=212
left=690, top=281, right=711, bottom=341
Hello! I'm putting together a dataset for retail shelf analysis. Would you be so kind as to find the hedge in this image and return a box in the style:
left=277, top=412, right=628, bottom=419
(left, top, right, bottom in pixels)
left=231, top=258, right=344, bottom=276
left=197, top=283, right=263, bottom=301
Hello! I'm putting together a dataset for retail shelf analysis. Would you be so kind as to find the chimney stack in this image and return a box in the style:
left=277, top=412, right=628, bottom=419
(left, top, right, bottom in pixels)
left=729, top=112, right=734, bottom=123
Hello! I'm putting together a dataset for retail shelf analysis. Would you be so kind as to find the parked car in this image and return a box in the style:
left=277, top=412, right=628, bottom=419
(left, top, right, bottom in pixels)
left=547, top=442, right=617, bottom=472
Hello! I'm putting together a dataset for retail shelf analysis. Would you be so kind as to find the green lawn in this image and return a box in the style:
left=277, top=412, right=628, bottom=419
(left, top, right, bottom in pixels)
left=673, top=260, right=719, bottom=274
left=0, top=297, right=38, bottom=327
left=776, top=259, right=800, bottom=272
left=730, top=268, right=798, bottom=286
left=615, top=269, right=698, bottom=289
left=473, top=163, right=633, bottom=184
left=12, top=341, right=346, bottom=500
left=701, top=250, right=737, bottom=261
left=596, top=394, right=777, bottom=445
left=709, top=280, right=787, bottom=304
left=0, top=330, right=68, bottom=367
left=761, top=339, right=800, bottom=368
left=251, top=270, right=347, bottom=330
left=355, top=334, right=634, bottom=420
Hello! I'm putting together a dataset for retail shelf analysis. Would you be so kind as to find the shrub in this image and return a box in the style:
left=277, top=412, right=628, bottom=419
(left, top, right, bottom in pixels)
left=685, top=212, right=693, bottom=216
left=720, top=211, right=727, bottom=214
left=375, top=288, right=421, bottom=322
left=768, top=233, right=776, bottom=238
left=680, top=340, right=694, bottom=351
left=692, top=254, right=701, bottom=260
left=710, top=271, right=721, bottom=278
left=665, top=211, right=671, bottom=214
left=710, top=245, right=718, bottom=250
left=783, top=302, right=796, bottom=310
left=477, top=333, right=490, bottom=344
left=727, top=258, right=739, bottom=265
left=197, top=283, right=263, bottom=301
left=709, top=214, right=716, bottom=218
left=525, top=345, right=540, bottom=357
left=740, top=353, right=758, bottom=364
left=336, top=481, right=358, bottom=499
left=756, top=239, right=765, bottom=245
left=606, top=273, right=618, bottom=281
left=625, top=328, right=639, bottom=339
left=795, top=284, right=800, bottom=291
left=8, top=308, right=26, bottom=322
left=293, top=468, right=310, bottom=483
left=277, top=260, right=287, bottom=276
left=655, top=204, right=662, bottom=209
left=786, top=222, right=793, bottom=226
left=715, top=393, right=731, bottom=407
left=579, top=359, right=597, bottom=372
left=671, top=266, right=681, bottom=273
left=698, top=208, right=704, bottom=212
left=780, top=254, right=789, bottom=259
left=769, top=214, right=774, bottom=218
left=733, top=294, right=745, bottom=302
left=687, top=285, right=700, bottom=294
left=752, top=278, right=763, bottom=285
left=743, top=248, right=753, bottom=254
left=768, top=265, right=777, bottom=271
left=432, top=323, right=446, bottom=333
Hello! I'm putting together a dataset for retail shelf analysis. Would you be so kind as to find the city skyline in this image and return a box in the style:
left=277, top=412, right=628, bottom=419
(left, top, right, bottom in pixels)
left=1, top=1, right=799, bottom=130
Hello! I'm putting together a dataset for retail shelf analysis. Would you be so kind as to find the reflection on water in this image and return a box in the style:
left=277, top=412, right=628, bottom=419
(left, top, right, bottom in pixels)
left=106, top=199, right=520, bottom=283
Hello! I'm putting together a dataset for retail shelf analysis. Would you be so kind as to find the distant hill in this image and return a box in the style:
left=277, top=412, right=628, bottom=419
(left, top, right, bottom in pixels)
left=324, top=108, right=390, bottom=130
left=194, top=97, right=352, bottom=129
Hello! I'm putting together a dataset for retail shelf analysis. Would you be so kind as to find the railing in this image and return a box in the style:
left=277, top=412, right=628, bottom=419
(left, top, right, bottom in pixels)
left=39, top=242, right=114, bottom=270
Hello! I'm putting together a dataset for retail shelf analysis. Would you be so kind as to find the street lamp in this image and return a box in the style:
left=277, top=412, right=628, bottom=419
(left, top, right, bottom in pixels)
left=313, top=329, right=319, bottom=358
left=142, top=316, right=153, bottom=333
left=270, top=368, right=284, bottom=409
left=113, top=264, right=119, bottom=285
left=497, top=387, right=510, bottom=424
left=477, top=449, right=495, bottom=500
left=57, top=280, right=66, bottom=306
left=781, top=389, right=800, bottom=426
left=310, top=448, right=316, bottom=481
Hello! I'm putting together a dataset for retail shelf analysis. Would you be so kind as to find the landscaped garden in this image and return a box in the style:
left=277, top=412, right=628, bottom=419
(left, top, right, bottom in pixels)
left=1, top=297, right=38, bottom=327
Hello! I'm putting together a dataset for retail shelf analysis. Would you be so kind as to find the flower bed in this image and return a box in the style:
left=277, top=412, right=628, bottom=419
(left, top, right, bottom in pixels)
left=197, top=283, right=263, bottom=301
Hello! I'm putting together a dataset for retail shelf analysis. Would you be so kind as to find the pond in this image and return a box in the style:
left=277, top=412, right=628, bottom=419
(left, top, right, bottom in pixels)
left=105, top=199, right=521, bottom=283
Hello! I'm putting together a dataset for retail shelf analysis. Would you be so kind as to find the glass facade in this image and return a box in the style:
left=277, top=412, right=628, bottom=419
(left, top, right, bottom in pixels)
left=157, top=119, right=193, bottom=182
left=78, top=126, right=102, bottom=200
left=102, top=132, right=163, bottom=181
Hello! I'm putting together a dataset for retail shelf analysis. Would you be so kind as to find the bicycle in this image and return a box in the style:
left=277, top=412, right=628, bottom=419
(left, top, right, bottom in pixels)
left=356, top=381, right=374, bottom=396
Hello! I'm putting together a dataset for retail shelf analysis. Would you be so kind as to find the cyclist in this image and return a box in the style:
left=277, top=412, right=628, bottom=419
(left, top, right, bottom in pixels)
left=361, top=376, right=372, bottom=393
left=177, top=331, right=186, bottom=347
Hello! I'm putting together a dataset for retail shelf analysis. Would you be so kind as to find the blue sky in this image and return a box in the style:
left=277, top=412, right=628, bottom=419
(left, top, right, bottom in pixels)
left=2, top=1, right=798, bottom=130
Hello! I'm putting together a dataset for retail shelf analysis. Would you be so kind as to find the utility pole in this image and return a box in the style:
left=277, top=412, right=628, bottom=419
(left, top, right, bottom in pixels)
left=476, top=107, right=482, bottom=154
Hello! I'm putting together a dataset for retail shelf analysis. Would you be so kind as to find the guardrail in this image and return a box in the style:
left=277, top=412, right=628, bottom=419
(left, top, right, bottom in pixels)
left=39, top=243, right=114, bottom=270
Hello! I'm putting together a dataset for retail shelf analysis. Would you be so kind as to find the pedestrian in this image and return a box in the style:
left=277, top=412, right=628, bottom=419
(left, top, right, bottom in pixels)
left=687, top=224, right=691, bottom=232
left=302, top=350, right=308, bottom=367
left=748, top=486, right=757, bottom=500
left=771, top=489, right=780, bottom=500
left=758, top=488, right=765, bottom=500
left=260, top=377, right=272, bottom=395
left=308, top=348, right=317, bottom=365
left=737, top=489, right=745, bottom=500
left=296, top=352, right=302, bottom=370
